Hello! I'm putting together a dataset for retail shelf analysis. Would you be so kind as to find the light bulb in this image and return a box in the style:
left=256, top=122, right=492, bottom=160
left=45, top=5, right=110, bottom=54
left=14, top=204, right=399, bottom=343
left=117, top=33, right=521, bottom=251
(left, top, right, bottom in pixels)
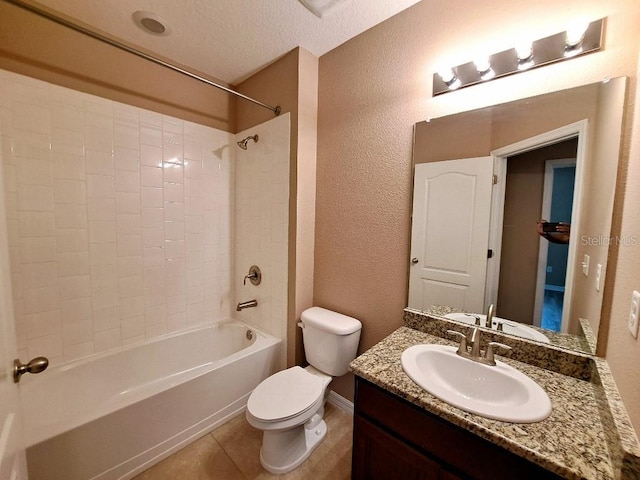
left=474, top=58, right=495, bottom=81
left=474, top=58, right=491, bottom=73
left=437, top=68, right=461, bottom=90
left=437, top=68, right=455, bottom=83
left=515, top=42, right=533, bottom=61
left=515, top=42, right=534, bottom=70
left=566, top=20, right=589, bottom=47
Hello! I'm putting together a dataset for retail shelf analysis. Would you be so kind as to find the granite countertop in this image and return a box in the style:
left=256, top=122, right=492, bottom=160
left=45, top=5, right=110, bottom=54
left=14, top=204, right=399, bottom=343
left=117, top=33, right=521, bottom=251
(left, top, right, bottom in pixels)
left=349, top=326, right=640, bottom=480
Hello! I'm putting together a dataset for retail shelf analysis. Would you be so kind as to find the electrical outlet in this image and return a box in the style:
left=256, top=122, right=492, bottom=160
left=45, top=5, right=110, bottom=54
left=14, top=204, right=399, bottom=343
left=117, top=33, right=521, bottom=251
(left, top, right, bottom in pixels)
left=628, top=290, right=640, bottom=338
left=595, top=264, right=602, bottom=292
left=582, top=254, right=590, bottom=276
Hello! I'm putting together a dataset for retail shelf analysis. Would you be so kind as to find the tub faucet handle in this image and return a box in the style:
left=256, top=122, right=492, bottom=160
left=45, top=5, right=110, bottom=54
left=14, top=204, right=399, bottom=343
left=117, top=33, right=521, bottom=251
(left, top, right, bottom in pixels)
left=243, top=265, right=262, bottom=286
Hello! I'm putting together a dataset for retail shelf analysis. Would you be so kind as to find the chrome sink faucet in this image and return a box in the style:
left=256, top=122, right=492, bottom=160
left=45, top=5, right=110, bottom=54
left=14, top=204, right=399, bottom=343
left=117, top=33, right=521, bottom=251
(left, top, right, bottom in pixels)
left=447, top=328, right=512, bottom=366
left=469, top=327, right=482, bottom=359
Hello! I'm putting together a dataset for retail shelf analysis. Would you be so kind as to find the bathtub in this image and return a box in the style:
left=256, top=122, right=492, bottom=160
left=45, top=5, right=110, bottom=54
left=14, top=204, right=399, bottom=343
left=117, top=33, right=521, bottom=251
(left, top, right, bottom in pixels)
left=20, top=320, right=281, bottom=480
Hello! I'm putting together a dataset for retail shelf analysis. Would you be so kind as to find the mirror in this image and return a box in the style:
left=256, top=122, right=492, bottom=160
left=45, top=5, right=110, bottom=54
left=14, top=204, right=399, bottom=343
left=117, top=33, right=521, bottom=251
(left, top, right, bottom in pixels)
left=409, top=77, right=627, bottom=353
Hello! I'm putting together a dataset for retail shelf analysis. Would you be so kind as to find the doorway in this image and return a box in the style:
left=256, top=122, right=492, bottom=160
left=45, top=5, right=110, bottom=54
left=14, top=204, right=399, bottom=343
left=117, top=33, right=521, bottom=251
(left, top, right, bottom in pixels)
left=539, top=160, right=576, bottom=330
left=497, top=138, right=578, bottom=329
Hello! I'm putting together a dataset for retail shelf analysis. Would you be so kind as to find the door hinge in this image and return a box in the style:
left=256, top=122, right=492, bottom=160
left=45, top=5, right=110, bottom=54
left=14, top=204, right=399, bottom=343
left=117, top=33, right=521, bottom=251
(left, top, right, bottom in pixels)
left=487, top=249, right=494, bottom=259
left=492, top=174, right=498, bottom=185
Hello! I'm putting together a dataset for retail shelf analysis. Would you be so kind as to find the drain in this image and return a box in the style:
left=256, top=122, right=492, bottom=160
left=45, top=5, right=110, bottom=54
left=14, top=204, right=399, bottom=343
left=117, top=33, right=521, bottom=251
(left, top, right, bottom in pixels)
left=246, top=329, right=254, bottom=340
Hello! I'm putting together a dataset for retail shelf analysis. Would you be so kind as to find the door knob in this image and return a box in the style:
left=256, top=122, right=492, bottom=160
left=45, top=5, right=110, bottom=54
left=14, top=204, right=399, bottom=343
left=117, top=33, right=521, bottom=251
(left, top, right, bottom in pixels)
left=13, top=356, right=49, bottom=383
left=411, top=257, right=419, bottom=265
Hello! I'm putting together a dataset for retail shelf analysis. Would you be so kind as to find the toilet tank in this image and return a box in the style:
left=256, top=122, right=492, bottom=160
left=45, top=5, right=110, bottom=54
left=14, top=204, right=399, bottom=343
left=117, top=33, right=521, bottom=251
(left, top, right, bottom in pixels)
left=300, top=307, right=362, bottom=376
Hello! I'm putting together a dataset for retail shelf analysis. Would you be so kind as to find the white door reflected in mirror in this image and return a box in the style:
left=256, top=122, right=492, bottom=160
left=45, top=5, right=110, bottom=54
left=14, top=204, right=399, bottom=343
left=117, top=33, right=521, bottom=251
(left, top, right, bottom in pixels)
left=408, top=157, right=493, bottom=313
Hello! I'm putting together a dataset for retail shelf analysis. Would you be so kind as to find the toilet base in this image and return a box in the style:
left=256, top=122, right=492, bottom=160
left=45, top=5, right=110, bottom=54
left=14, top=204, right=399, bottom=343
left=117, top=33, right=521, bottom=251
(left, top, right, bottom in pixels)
left=259, top=418, right=328, bottom=474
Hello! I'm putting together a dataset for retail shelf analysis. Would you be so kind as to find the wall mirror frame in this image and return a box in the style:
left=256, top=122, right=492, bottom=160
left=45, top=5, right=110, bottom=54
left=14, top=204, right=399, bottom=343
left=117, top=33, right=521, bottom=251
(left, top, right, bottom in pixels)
left=409, top=76, right=627, bottom=354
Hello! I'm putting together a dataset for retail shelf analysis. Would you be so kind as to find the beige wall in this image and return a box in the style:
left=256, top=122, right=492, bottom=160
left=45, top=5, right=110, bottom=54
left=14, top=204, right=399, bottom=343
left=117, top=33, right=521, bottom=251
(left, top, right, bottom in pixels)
left=499, top=150, right=546, bottom=325
left=236, top=48, right=319, bottom=368
left=316, top=0, right=640, bottom=408
left=413, top=84, right=598, bottom=164
left=0, top=1, right=234, bottom=131
left=601, top=42, right=640, bottom=432
left=293, top=50, right=319, bottom=366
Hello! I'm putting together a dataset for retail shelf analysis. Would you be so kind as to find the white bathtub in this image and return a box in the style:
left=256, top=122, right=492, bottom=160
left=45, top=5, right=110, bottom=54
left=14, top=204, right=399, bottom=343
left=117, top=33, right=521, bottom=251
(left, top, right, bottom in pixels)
left=20, top=320, right=281, bottom=480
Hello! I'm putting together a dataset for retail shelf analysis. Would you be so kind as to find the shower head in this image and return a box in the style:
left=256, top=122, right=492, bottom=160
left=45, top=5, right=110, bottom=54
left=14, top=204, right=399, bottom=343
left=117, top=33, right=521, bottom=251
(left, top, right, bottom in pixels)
left=237, top=134, right=259, bottom=150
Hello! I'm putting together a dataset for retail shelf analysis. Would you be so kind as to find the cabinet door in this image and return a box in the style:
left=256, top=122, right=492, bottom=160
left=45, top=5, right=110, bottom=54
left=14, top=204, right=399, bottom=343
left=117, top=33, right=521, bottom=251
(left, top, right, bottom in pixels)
left=353, top=415, right=443, bottom=480
left=355, top=378, right=562, bottom=480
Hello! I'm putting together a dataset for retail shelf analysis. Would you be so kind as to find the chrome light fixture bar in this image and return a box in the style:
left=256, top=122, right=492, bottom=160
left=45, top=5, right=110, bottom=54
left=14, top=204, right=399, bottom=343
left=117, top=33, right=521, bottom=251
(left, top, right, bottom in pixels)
left=433, top=18, right=604, bottom=96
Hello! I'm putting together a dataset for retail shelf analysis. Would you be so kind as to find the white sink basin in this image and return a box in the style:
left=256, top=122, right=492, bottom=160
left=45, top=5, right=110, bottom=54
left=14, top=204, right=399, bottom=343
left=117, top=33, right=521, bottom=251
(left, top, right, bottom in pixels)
left=444, top=313, right=550, bottom=344
left=401, top=344, right=552, bottom=423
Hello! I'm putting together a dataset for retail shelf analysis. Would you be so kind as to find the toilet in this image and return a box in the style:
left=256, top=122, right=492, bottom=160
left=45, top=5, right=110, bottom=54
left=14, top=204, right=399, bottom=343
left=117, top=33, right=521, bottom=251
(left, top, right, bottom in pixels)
left=246, top=306, right=362, bottom=474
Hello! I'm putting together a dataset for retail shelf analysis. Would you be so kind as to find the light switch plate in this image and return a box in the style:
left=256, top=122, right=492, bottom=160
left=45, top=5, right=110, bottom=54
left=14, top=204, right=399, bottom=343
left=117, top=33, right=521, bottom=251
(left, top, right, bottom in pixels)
left=582, top=254, right=590, bottom=276
left=628, top=290, right=640, bottom=338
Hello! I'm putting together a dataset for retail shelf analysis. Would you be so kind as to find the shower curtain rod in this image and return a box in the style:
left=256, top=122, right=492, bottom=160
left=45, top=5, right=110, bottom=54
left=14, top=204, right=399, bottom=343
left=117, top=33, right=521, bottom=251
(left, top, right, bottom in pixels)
left=5, top=0, right=282, bottom=116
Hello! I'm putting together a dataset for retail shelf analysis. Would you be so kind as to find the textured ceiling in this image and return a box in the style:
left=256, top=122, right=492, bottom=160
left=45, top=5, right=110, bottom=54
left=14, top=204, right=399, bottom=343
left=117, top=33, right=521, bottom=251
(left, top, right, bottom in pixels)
left=33, top=0, right=422, bottom=84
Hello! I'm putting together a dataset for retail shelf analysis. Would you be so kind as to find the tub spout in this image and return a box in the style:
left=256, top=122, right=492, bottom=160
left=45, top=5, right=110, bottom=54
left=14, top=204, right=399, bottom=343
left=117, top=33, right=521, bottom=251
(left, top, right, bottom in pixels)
left=237, top=299, right=258, bottom=311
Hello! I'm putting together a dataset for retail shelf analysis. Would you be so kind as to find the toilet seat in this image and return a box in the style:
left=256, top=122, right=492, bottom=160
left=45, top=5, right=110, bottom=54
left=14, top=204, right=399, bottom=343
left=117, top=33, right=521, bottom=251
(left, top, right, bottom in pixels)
left=247, top=366, right=326, bottom=423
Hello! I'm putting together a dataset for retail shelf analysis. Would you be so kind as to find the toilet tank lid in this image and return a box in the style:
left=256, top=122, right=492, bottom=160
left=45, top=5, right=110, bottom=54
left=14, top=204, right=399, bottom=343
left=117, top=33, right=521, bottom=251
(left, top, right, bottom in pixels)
left=301, top=307, right=362, bottom=335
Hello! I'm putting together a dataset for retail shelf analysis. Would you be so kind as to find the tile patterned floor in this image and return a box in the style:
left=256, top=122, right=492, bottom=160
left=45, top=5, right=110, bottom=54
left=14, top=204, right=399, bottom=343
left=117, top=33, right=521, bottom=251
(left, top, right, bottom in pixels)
left=133, top=403, right=353, bottom=480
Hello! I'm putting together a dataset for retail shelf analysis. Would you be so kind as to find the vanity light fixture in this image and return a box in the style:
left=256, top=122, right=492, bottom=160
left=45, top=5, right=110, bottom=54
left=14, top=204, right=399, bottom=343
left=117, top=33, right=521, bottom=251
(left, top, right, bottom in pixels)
left=432, top=17, right=604, bottom=96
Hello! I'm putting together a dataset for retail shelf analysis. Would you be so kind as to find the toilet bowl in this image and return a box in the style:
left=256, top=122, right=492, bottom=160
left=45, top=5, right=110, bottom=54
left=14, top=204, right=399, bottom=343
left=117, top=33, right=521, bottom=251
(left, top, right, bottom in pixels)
left=246, top=307, right=361, bottom=474
left=246, top=366, right=331, bottom=473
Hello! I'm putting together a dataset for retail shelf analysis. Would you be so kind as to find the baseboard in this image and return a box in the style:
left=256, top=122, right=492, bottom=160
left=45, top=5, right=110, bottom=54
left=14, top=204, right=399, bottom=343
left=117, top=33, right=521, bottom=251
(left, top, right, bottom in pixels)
left=327, top=390, right=354, bottom=415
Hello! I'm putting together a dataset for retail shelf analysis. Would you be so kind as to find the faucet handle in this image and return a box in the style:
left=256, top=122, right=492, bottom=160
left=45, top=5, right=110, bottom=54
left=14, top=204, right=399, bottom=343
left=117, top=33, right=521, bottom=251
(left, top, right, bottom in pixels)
left=463, top=314, right=482, bottom=326
left=243, top=265, right=262, bottom=286
left=485, top=341, right=512, bottom=366
left=447, top=330, right=468, bottom=354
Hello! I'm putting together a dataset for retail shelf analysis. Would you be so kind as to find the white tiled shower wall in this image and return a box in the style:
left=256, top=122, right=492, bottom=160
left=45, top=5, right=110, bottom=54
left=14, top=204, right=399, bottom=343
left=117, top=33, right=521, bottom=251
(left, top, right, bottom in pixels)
left=0, top=69, right=238, bottom=365
left=234, top=115, right=290, bottom=348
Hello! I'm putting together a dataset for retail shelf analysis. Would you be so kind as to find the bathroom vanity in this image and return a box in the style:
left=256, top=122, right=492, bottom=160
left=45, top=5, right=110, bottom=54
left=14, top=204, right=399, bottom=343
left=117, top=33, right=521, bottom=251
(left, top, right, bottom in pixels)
left=350, top=311, right=640, bottom=480
left=353, top=378, right=561, bottom=479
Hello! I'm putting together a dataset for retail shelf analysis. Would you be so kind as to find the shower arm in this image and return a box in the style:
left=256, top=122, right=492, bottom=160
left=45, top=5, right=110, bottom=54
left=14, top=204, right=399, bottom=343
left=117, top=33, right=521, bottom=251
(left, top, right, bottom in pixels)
left=4, top=0, right=282, bottom=117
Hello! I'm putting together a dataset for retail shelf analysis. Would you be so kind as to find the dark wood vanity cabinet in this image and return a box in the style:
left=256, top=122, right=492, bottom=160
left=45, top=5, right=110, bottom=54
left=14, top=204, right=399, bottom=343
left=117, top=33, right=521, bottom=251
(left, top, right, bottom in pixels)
left=352, top=377, right=563, bottom=480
